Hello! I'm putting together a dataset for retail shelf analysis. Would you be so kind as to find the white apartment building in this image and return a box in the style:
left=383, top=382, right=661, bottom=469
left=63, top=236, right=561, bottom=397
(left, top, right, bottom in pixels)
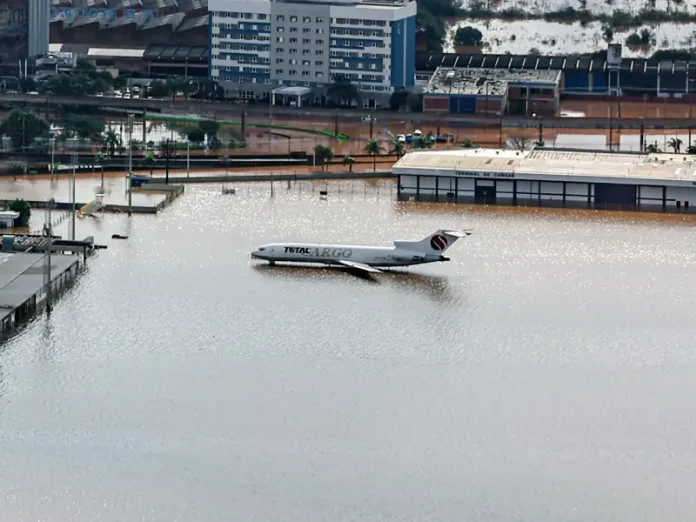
left=208, top=0, right=417, bottom=108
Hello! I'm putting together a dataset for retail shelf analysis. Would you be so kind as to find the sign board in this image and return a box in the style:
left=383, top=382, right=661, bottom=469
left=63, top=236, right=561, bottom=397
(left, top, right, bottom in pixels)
left=454, top=170, right=515, bottom=179
left=607, top=43, right=622, bottom=66
left=50, top=8, right=159, bottom=21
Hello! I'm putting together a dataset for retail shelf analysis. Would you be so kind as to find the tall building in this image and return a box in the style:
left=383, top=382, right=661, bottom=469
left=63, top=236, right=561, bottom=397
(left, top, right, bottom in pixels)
left=0, top=0, right=28, bottom=64
left=28, top=0, right=49, bottom=58
left=208, top=0, right=416, bottom=108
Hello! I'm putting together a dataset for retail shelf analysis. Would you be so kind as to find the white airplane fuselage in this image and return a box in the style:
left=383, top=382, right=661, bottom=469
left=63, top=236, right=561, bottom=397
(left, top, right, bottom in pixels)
left=251, top=243, right=449, bottom=268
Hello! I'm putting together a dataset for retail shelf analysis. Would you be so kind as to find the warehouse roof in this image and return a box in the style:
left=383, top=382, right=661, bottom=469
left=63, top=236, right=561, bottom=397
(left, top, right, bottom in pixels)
left=393, top=148, right=696, bottom=186
left=425, top=67, right=560, bottom=95
left=415, top=53, right=696, bottom=76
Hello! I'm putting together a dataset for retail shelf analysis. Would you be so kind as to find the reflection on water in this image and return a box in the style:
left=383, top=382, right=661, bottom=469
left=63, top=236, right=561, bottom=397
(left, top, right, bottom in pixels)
left=252, top=263, right=462, bottom=303
left=0, top=180, right=695, bottom=522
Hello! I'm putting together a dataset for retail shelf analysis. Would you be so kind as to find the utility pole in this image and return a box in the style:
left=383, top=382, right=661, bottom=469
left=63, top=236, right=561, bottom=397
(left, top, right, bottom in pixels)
left=165, top=138, right=170, bottom=184
left=71, top=153, right=76, bottom=241
left=127, top=113, right=133, bottom=215
left=369, top=116, right=373, bottom=140
left=186, top=141, right=190, bottom=178
left=44, top=199, right=54, bottom=315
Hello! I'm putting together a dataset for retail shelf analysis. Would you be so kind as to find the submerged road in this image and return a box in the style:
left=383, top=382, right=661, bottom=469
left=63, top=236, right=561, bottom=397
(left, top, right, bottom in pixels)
left=1, top=92, right=695, bottom=130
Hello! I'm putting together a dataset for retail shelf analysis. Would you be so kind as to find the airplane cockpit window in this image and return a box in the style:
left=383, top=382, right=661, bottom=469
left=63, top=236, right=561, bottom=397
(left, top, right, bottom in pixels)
left=258, top=248, right=266, bottom=251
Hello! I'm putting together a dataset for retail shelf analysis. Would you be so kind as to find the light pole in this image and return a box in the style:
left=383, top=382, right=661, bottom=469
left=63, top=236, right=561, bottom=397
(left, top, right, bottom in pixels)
left=70, top=153, right=76, bottom=241
left=127, top=113, right=133, bottom=215
left=186, top=141, right=190, bottom=178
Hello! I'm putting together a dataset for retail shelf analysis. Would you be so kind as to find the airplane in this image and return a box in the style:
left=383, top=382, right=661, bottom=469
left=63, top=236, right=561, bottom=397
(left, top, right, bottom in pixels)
left=250, top=229, right=472, bottom=275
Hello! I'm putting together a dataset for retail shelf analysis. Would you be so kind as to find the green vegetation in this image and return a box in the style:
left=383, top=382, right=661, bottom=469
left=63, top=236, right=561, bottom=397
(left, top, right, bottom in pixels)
left=363, top=139, right=384, bottom=172
left=327, top=76, right=360, bottom=107
left=419, top=0, right=462, bottom=52
left=342, top=156, right=355, bottom=172
left=0, top=109, right=50, bottom=150
left=314, top=144, right=334, bottom=171
left=457, top=4, right=696, bottom=31
left=9, top=199, right=31, bottom=227
left=454, top=26, right=483, bottom=47
left=625, top=28, right=655, bottom=46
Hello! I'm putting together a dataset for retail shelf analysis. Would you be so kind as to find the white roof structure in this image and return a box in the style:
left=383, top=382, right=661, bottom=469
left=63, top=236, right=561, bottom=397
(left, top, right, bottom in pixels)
left=393, top=148, right=696, bottom=187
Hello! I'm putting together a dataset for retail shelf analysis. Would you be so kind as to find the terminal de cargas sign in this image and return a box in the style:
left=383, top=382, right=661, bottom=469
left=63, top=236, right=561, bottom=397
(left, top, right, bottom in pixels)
left=454, top=170, right=515, bottom=179
left=50, top=7, right=159, bottom=21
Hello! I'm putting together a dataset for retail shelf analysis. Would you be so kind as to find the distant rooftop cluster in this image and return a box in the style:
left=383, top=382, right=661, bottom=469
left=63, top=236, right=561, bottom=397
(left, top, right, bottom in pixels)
left=50, top=0, right=208, bottom=33
left=425, top=67, right=561, bottom=96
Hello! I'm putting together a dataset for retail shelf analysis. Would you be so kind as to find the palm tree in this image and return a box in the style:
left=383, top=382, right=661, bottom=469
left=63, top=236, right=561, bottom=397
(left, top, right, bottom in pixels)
left=389, top=140, right=406, bottom=158
left=143, top=152, right=156, bottom=176
left=668, top=137, right=683, bottom=153
left=95, top=152, right=105, bottom=189
left=342, top=155, right=355, bottom=172
left=412, top=136, right=434, bottom=149
left=646, top=142, right=660, bottom=153
left=104, top=130, right=121, bottom=158
left=363, top=139, right=384, bottom=172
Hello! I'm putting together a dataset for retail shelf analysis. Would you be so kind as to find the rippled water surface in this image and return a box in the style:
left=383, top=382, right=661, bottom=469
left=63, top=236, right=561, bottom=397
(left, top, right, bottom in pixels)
left=1, top=180, right=696, bottom=522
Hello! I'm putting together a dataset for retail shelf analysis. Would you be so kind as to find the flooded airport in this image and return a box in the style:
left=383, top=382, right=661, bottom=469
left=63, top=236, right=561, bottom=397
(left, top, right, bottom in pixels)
left=1, top=179, right=696, bottom=521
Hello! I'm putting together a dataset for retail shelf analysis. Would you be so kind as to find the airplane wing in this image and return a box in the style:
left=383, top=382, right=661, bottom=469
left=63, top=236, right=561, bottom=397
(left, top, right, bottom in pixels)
left=337, top=260, right=383, bottom=274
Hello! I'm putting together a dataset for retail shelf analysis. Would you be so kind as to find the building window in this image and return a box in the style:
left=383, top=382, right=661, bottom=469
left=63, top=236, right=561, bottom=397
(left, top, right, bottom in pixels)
left=316, top=39, right=323, bottom=45
left=277, top=27, right=284, bottom=32
left=316, top=17, right=324, bottom=23
left=276, top=69, right=284, bottom=74
left=289, top=70, right=297, bottom=75
left=303, top=28, right=311, bottom=33
left=303, top=16, right=311, bottom=23
left=277, top=15, right=284, bottom=21
left=290, top=16, right=297, bottom=22
left=303, top=38, right=311, bottom=44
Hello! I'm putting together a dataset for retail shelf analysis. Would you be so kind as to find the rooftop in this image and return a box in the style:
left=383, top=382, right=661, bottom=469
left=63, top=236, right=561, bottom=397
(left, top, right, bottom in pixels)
left=415, top=52, right=696, bottom=75
left=393, top=148, right=696, bottom=186
left=425, top=67, right=561, bottom=96
left=0, top=252, right=79, bottom=323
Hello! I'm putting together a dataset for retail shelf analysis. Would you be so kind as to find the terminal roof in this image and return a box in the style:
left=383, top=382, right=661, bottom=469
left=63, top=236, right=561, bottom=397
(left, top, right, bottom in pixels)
left=393, top=148, right=696, bottom=185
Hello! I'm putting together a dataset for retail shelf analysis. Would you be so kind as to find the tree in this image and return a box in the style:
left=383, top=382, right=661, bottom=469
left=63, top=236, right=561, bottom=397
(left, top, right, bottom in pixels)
left=142, top=152, right=157, bottom=175
left=390, top=140, right=406, bottom=158
left=668, top=137, right=683, bottom=153
left=0, top=109, right=50, bottom=150
left=327, top=76, right=360, bottom=107
left=198, top=119, right=221, bottom=141
left=454, top=26, right=483, bottom=46
left=64, top=114, right=104, bottom=141
left=342, top=155, right=355, bottom=172
left=363, top=139, right=384, bottom=172
left=187, top=127, right=206, bottom=145
left=412, top=136, right=434, bottom=149
left=104, top=129, right=121, bottom=157
left=9, top=199, right=31, bottom=227
left=314, top=144, right=334, bottom=172
left=147, top=80, right=170, bottom=99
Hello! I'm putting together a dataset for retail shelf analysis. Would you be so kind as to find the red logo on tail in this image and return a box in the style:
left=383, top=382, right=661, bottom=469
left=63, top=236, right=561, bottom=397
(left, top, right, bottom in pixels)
left=430, top=234, right=448, bottom=251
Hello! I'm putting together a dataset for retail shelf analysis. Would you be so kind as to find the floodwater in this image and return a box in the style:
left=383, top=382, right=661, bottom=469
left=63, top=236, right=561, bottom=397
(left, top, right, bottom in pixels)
left=446, top=18, right=696, bottom=57
left=1, top=180, right=696, bottom=521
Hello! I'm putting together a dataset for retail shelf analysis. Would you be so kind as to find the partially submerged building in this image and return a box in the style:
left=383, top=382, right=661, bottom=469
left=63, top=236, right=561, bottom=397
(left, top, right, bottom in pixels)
left=393, top=147, right=696, bottom=214
left=422, top=66, right=561, bottom=117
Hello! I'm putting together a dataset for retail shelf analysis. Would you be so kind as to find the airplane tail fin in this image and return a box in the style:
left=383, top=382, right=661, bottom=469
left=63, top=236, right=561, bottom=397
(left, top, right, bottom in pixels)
left=414, top=229, right=472, bottom=254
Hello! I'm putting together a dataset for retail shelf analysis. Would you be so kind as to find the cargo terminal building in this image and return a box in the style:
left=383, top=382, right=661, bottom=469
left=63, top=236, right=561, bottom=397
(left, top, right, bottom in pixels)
left=393, top=148, right=696, bottom=214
